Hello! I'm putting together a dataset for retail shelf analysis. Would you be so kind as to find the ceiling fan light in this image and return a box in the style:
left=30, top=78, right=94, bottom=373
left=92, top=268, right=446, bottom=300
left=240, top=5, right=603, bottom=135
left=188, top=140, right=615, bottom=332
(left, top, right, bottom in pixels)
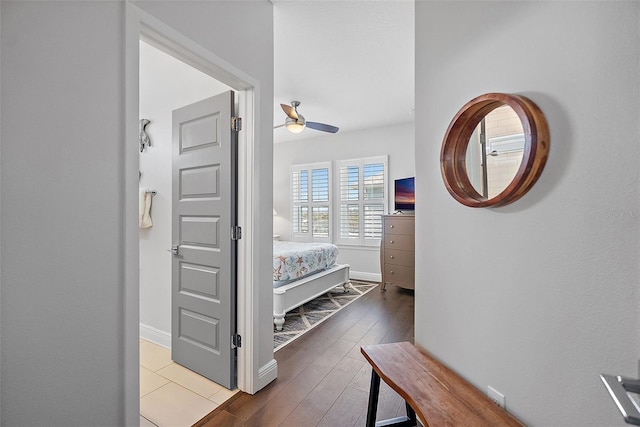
left=285, top=119, right=305, bottom=134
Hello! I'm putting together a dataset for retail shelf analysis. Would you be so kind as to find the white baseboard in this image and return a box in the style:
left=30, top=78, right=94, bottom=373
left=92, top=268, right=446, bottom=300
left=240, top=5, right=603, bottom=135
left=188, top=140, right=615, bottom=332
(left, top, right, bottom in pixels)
left=255, top=358, right=278, bottom=392
left=140, top=323, right=171, bottom=350
left=350, top=271, right=382, bottom=283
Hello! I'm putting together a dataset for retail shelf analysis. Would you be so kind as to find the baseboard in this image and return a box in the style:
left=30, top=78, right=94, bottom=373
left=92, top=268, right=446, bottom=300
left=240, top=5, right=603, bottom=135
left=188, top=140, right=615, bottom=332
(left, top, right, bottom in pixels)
left=140, top=323, right=171, bottom=350
left=350, top=271, right=382, bottom=283
left=255, top=358, right=278, bottom=393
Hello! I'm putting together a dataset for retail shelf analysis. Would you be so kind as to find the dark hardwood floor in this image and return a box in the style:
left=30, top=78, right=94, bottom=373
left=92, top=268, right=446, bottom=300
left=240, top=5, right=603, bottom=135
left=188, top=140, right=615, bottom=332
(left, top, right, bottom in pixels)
left=197, top=284, right=415, bottom=427
left=196, top=285, right=414, bottom=427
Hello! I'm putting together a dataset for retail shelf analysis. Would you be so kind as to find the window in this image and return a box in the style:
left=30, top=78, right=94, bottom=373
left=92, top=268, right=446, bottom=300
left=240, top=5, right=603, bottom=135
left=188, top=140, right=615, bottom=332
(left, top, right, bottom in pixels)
left=290, top=157, right=388, bottom=246
left=291, top=162, right=331, bottom=242
left=338, top=156, right=388, bottom=246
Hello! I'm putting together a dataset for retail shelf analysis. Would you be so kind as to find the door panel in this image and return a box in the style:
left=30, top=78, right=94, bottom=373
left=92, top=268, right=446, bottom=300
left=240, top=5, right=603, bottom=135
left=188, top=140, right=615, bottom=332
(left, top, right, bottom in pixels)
left=171, top=91, right=237, bottom=389
left=180, top=112, right=221, bottom=151
left=180, top=216, right=220, bottom=247
left=178, top=309, right=220, bottom=351
left=180, top=165, right=221, bottom=198
left=179, top=263, right=220, bottom=301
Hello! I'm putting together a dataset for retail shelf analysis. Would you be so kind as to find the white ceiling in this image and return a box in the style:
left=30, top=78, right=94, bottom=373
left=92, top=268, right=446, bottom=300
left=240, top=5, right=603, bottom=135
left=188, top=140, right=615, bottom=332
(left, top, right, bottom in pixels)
left=140, top=2, right=415, bottom=145
left=272, top=1, right=415, bottom=143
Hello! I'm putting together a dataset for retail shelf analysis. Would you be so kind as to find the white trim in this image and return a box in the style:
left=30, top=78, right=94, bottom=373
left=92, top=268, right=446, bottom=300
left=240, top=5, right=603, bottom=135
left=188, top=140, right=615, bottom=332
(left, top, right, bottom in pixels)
left=256, top=359, right=278, bottom=391
left=125, top=5, right=262, bottom=417
left=124, top=6, right=141, bottom=425
left=350, top=271, right=382, bottom=283
left=236, top=88, right=265, bottom=394
left=138, top=18, right=254, bottom=91
left=139, top=324, right=171, bottom=350
left=336, top=243, right=381, bottom=251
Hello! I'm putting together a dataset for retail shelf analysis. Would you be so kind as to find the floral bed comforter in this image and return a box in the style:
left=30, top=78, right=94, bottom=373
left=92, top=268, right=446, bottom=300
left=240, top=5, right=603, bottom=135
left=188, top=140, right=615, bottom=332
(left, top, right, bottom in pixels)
left=273, top=241, right=339, bottom=287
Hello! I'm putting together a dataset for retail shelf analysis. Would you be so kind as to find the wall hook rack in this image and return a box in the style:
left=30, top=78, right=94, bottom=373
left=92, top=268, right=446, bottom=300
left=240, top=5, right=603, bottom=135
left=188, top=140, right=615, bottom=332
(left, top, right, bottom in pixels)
left=139, top=118, right=151, bottom=152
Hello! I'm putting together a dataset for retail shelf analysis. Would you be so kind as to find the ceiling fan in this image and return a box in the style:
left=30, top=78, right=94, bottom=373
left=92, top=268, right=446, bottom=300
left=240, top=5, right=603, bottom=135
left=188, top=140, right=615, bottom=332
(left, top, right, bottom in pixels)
left=274, top=101, right=339, bottom=134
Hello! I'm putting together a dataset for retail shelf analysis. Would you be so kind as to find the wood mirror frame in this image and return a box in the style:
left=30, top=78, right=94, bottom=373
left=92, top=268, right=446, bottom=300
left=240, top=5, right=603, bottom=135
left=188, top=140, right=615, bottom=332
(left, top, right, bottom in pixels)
left=440, top=93, right=550, bottom=208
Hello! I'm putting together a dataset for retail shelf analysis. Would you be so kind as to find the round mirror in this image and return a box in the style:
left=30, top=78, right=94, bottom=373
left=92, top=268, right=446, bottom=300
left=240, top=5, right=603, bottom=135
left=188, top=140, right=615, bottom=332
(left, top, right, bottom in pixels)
left=466, top=105, right=525, bottom=199
left=440, top=93, right=549, bottom=208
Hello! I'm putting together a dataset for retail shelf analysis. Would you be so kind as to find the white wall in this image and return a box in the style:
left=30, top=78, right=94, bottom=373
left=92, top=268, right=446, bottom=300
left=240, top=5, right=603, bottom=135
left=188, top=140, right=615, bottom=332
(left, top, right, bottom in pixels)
left=273, top=122, right=414, bottom=279
left=138, top=41, right=230, bottom=345
left=1, top=3, right=124, bottom=425
left=0, top=1, right=273, bottom=425
left=415, top=2, right=639, bottom=426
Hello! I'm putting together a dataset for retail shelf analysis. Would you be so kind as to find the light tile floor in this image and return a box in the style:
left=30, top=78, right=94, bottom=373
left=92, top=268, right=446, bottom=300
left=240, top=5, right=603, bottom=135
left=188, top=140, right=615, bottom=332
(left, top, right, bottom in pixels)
left=140, top=339, right=239, bottom=427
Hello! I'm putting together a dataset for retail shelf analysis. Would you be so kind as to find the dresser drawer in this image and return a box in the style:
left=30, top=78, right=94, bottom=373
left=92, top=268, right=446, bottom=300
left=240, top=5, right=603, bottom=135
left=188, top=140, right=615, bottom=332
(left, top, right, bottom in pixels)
left=383, top=234, right=414, bottom=251
left=384, top=216, right=415, bottom=235
left=383, top=248, right=415, bottom=267
left=383, top=264, right=415, bottom=286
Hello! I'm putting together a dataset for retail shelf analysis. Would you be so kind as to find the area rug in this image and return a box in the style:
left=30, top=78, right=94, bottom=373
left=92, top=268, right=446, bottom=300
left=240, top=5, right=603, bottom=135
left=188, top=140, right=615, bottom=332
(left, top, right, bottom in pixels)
left=273, top=280, right=379, bottom=351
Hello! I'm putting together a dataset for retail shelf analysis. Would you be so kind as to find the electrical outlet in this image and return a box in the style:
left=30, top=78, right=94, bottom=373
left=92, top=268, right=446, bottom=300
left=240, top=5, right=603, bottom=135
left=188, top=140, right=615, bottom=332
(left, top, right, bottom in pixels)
left=488, top=385, right=506, bottom=408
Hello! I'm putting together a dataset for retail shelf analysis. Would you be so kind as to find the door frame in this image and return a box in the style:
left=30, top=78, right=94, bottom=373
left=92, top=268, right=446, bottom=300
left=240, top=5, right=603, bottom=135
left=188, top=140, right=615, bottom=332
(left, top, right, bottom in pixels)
left=124, top=4, right=261, bottom=423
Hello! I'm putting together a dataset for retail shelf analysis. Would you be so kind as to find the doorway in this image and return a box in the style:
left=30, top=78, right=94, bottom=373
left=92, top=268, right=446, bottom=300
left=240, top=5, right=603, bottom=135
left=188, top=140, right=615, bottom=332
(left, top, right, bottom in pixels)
left=125, top=6, right=271, bottom=425
left=138, top=40, right=239, bottom=426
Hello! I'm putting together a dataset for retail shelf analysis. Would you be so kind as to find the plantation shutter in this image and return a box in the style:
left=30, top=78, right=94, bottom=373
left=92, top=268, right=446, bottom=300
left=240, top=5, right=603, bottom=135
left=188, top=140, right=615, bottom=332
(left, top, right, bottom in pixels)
left=338, top=156, right=387, bottom=246
left=363, top=163, right=385, bottom=240
left=291, top=163, right=331, bottom=242
left=291, top=169, right=309, bottom=234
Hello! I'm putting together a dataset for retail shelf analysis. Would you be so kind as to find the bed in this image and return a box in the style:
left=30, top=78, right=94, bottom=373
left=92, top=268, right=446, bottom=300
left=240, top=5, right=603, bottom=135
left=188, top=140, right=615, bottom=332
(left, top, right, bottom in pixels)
left=273, top=241, right=350, bottom=331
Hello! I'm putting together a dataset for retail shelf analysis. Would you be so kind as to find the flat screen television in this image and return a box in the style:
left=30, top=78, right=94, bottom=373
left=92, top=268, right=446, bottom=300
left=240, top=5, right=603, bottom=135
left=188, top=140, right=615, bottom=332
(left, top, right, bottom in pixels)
left=394, top=177, right=415, bottom=211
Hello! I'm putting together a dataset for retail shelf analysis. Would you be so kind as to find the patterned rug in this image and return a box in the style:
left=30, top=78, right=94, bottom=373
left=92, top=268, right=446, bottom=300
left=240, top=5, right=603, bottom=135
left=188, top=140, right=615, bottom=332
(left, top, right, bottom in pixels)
left=273, top=280, right=379, bottom=351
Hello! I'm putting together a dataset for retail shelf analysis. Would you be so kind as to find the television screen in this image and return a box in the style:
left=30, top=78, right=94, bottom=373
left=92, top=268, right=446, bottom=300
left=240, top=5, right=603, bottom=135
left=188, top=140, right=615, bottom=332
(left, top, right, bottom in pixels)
left=394, top=177, right=415, bottom=211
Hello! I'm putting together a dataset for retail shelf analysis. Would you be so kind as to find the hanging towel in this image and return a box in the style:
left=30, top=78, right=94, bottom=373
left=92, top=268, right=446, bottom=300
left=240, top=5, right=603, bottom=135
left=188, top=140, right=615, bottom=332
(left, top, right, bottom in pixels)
left=139, top=188, right=153, bottom=229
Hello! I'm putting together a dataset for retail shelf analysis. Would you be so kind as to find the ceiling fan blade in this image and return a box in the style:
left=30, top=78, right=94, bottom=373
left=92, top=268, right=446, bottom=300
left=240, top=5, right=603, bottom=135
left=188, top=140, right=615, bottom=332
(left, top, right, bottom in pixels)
left=306, top=121, right=339, bottom=133
left=280, top=104, right=298, bottom=120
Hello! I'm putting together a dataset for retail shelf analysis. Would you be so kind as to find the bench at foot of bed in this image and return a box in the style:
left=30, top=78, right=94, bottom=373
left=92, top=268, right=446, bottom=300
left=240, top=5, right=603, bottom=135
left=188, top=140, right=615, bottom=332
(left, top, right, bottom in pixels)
left=273, top=264, right=350, bottom=331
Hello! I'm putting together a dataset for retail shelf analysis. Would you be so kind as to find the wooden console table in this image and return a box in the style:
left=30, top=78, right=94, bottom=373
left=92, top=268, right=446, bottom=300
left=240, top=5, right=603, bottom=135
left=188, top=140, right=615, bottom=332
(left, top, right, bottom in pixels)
left=361, top=342, right=524, bottom=426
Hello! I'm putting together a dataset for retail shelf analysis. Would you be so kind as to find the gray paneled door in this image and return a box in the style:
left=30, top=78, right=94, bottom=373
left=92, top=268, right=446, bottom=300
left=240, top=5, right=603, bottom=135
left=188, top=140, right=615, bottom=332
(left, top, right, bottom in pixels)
left=170, top=91, right=238, bottom=389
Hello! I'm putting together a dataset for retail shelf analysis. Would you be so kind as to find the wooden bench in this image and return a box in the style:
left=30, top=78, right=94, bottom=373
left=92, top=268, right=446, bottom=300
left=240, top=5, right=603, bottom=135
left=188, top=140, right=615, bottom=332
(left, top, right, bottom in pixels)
left=361, top=342, right=524, bottom=427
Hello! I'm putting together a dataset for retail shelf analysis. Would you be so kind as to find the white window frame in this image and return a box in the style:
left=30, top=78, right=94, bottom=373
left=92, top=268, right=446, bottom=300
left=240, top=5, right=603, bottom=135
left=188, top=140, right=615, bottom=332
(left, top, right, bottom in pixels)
left=290, top=162, right=332, bottom=243
left=337, top=156, right=388, bottom=247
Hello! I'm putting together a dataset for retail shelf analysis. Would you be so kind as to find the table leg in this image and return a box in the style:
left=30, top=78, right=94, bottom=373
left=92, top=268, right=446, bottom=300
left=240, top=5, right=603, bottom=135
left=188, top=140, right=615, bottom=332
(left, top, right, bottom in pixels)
left=406, top=401, right=417, bottom=424
left=366, top=369, right=381, bottom=427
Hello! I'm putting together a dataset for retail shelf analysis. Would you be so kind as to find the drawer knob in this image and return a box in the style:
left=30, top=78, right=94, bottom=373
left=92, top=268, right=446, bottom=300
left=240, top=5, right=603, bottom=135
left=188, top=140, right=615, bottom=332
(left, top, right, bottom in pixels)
left=390, top=240, right=394, bottom=244
left=390, top=225, right=394, bottom=228
left=390, top=255, right=395, bottom=259
left=390, top=270, right=394, bottom=274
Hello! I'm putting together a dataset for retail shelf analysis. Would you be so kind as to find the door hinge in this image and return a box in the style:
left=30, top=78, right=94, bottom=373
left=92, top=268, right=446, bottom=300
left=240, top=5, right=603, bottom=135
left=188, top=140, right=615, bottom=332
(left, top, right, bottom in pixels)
left=231, top=116, right=242, bottom=132
left=232, top=333, right=242, bottom=349
left=231, top=225, right=242, bottom=240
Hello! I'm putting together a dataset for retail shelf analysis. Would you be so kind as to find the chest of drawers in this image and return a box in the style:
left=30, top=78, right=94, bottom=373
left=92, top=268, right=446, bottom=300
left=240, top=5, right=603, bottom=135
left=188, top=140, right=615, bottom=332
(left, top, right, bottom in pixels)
left=380, top=215, right=415, bottom=290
